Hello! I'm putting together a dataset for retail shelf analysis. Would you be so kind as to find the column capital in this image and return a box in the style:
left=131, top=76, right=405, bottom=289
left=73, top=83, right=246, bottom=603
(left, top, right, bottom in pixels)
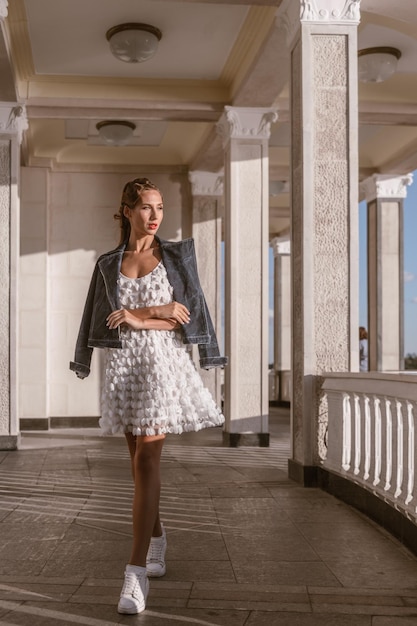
left=279, top=0, right=360, bottom=47
left=0, top=1, right=8, bottom=19
left=271, top=236, right=291, bottom=256
left=360, top=173, right=413, bottom=202
left=300, top=0, right=361, bottom=24
left=0, top=103, right=28, bottom=144
left=216, top=106, right=278, bottom=149
left=189, top=171, right=223, bottom=197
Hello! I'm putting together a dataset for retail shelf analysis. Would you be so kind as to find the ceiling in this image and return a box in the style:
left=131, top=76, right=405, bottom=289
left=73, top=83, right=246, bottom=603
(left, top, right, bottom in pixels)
left=3, top=0, right=417, bottom=236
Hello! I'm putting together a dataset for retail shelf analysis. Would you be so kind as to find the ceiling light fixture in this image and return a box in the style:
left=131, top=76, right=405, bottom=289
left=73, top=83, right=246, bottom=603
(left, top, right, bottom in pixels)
left=96, top=121, right=136, bottom=146
left=106, top=23, right=162, bottom=63
left=358, top=47, right=401, bottom=83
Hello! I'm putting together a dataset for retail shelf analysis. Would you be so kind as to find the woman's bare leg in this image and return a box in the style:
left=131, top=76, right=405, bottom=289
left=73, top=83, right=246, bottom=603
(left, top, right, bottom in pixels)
left=124, top=433, right=165, bottom=565
left=125, top=433, right=163, bottom=537
left=125, top=432, right=137, bottom=479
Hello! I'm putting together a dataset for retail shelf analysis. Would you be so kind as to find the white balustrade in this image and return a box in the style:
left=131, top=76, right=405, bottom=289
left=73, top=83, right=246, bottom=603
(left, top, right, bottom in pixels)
left=322, top=373, right=417, bottom=520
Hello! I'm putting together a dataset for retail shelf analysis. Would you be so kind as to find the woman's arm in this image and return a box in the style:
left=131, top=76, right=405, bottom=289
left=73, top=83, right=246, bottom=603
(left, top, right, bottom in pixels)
left=114, top=302, right=190, bottom=325
left=140, top=318, right=180, bottom=331
left=106, top=308, right=182, bottom=331
left=150, top=302, right=190, bottom=324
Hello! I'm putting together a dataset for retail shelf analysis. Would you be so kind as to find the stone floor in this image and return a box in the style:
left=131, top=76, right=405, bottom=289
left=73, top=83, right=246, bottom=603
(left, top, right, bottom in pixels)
left=1, top=407, right=417, bottom=625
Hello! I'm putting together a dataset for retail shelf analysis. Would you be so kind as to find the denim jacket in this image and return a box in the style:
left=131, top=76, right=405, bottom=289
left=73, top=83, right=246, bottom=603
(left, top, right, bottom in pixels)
left=70, top=236, right=227, bottom=379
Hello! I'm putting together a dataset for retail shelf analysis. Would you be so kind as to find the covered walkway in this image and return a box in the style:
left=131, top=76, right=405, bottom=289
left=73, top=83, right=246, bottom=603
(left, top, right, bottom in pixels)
left=1, top=408, right=417, bottom=626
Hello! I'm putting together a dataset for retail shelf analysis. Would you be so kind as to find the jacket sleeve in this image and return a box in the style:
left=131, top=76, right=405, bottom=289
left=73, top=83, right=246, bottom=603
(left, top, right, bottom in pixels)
left=69, top=264, right=99, bottom=379
left=198, top=295, right=228, bottom=370
left=158, top=237, right=227, bottom=370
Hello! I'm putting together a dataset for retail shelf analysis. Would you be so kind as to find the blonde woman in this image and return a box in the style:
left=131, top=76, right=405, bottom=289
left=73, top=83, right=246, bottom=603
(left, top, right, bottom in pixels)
left=70, top=178, right=226, bottom=614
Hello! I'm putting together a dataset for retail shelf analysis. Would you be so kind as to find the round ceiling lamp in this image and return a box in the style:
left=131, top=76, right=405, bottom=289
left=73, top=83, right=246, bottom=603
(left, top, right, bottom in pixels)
left=358, top=47, right=401, bottom=83
left=106, top=23, right=162, bottom=63
left=96, top=121, right=136, bottom=146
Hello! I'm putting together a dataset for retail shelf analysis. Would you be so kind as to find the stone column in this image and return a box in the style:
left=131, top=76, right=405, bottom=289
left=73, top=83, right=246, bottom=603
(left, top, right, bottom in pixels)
left=271, top=237, right=291, bottom=404
left=217, top=106, right=277, bottom=447
left=189, top=171, right=223, bottom=406
left=361, top=173, right=413, bottom=372
left=0, top=102, right=28, bottom=450
left=280, top=0, right=360, bottom=481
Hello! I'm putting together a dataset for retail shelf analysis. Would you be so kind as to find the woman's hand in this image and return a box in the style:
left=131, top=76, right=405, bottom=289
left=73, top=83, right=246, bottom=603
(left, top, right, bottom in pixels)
left=106, top=309, right=146, bottom=330
left=152, top=302, right=190, bottom=325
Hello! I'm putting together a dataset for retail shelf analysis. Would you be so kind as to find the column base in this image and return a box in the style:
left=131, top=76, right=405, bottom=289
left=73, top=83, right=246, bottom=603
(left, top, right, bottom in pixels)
left=269, top=400, right=290, bottom=408
left=20, top=418, right=49, bottom=431
left=20, top=416, right=100, bottom=431
left=50, top=416, right=99, bottom=429
left=288, top=458, right=318, bottom=487
left=0, top=434, right=21, bottom=450
left=222, top=432, right=270, bottom=447
left=277, top=370, right=291, bottom=404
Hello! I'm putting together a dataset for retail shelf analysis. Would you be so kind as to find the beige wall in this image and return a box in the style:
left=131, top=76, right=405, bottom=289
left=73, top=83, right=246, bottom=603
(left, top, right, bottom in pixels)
left=20, top=168, right=188, bottom=421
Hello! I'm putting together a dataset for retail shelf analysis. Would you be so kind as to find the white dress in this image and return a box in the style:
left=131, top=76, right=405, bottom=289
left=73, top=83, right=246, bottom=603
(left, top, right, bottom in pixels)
left=99, top=261, right=225, bottom=436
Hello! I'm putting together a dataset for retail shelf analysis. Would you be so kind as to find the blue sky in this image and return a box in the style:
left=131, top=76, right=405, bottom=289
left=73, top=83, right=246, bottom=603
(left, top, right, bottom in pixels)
left=359, top=170, right=417, bottom=356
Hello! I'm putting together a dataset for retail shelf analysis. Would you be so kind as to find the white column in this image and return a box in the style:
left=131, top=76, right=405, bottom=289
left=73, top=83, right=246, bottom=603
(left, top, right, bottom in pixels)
left=0, top=102, right=28, bottom=449
left=361, top=173, right=413, bottom=372
left=217, top=106, right=277, bottom=447
left=280, top=0, right=360, bottom=480
left=271, top=237, right=291, bottom=404
left=189, top=171, right=223, bottom=406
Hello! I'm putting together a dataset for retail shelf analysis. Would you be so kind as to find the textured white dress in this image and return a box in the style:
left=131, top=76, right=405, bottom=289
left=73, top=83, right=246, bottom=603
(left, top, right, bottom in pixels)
left=99, top=261, right=225, bottom=436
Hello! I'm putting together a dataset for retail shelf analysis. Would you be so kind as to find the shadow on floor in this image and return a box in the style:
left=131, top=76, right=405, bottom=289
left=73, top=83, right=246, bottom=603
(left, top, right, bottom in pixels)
left=0, top=407, right=417, bottom=624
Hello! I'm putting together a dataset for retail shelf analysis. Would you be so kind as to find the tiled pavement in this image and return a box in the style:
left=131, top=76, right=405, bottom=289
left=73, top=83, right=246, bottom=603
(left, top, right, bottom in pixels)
left=1, top=408, right=417, bottom=625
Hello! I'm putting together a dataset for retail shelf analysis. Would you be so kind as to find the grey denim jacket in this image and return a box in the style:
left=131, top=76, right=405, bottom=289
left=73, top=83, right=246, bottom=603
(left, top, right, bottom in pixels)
left=70, top=236, right=227, bottom=379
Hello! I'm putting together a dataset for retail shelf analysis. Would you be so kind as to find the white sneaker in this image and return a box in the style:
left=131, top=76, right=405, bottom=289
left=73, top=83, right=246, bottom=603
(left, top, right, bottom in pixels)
left=117, top=565, right=149, bottom=614
left=146, top=527, right=167, bottom=578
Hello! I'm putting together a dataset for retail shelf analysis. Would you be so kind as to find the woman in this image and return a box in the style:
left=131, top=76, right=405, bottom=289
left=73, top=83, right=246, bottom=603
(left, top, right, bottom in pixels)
left=70, top=178, right=226, bottom=614
left=359, top=326, right=368, bottom=372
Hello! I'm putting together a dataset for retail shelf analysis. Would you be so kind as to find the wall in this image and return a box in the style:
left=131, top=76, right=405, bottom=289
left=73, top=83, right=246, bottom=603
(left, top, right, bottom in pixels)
left=20, top=167, right=48, bottom=425
left=20, top=168, right=188, bottom=423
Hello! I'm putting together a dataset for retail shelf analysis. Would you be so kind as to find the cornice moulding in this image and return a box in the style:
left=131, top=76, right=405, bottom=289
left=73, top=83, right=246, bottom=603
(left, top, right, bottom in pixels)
left=221, top=6, right=277, bottom=90
left=274, top=99, right=417, bottom=127
left=26, top=102, right=224, bottom=123
left=27, top=158, right=189, bottom=174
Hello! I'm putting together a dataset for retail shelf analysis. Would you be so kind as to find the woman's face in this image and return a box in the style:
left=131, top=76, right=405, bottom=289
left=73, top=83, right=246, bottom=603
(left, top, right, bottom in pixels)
left=124, top=189, right=163, bottom=237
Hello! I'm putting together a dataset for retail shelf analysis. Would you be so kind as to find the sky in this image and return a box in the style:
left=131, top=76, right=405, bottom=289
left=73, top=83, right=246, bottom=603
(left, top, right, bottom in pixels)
left=359, top=169, right=417, bottom=356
